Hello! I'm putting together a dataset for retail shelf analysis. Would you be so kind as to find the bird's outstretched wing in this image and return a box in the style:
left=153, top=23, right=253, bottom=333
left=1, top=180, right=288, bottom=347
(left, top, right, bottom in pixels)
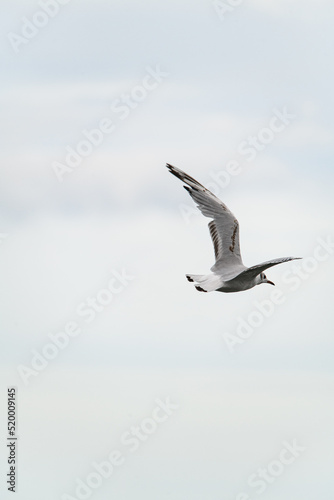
left=235, top=257, right=301, bottom=282
left=167, top=163, right=245, bottom=279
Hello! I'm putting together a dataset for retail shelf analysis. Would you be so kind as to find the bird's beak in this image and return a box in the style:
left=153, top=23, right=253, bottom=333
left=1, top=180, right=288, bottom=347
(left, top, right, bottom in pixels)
left=266, top=279, right=275, bottom=286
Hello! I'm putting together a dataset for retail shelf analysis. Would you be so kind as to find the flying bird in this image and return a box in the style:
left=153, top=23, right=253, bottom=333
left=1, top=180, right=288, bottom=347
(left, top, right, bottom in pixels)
left=167, top=163, right=301, bottom=293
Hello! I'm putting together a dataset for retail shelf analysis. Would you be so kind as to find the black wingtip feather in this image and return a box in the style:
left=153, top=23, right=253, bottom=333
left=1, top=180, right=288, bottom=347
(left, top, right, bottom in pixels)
left=166, top=163, right=184, bottom=182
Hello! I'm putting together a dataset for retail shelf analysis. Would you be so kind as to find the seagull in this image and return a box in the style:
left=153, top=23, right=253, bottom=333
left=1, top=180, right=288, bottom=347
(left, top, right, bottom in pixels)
left=167, top=163, right=301, bottom=293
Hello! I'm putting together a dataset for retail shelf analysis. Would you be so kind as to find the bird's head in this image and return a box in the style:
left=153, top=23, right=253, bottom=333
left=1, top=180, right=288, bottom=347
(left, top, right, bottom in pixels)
left=258, top=272, right=275, bottom=286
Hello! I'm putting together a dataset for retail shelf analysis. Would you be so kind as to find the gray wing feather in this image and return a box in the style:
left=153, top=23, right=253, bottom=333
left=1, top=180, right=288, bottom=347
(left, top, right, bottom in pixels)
left=167, top=164, right=245, bottom=278
left=236, top=257, right=301, bottom=281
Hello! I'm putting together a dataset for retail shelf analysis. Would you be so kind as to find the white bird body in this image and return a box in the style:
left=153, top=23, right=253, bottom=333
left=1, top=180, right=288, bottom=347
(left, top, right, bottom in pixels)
left=167, top=163, right=301, bottom=293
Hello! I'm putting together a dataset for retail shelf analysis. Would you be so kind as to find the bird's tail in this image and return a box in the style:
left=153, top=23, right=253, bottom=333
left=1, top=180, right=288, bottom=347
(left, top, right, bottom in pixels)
left=186, top=273, right=222, bottom=293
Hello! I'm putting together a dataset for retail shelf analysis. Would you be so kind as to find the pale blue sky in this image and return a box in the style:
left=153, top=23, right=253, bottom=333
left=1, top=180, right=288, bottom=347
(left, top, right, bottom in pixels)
left=1, top=1, right=334, bottom=499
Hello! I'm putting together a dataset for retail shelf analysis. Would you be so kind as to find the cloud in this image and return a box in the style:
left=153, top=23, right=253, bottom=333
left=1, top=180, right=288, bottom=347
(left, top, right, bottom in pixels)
left=249, top=0, right=334, bottom=20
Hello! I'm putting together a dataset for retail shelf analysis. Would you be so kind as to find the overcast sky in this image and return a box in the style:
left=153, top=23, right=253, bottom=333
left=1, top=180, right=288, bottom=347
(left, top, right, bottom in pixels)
left=1, top=1, right=334, bottom=499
